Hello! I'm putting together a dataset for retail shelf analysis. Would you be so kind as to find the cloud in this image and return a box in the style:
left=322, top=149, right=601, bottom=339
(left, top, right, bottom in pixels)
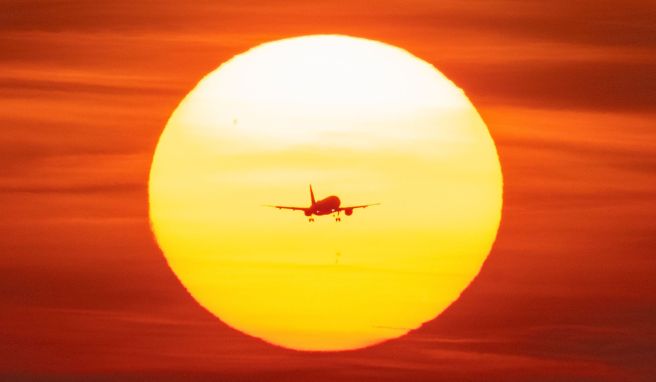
left=448, top=61, right=656, bottom=112
left=1, top=1, right=654, bottom=113
left=1, top=1, right=654, bottom=48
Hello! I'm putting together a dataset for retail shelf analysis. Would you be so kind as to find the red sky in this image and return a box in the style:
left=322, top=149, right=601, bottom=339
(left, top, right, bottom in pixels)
left=1, top=1, right=655, bottom=381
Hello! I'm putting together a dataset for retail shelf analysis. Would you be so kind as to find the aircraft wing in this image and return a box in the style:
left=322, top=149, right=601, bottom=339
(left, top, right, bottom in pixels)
left=338, top=203, right=380, bottom=210
left=266, top=205, right=307, bottom=211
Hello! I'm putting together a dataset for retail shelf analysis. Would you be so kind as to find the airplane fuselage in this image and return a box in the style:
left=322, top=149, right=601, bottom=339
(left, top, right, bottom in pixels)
left=311, top=196, right=341, bottom=215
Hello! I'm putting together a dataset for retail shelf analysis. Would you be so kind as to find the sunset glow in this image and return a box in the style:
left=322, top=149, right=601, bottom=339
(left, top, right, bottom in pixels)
left=5, top=2, right=653, bottom=380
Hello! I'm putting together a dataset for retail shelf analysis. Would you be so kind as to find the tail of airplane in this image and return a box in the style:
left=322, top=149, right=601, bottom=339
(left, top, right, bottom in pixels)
left=309, top=184, right=316, bottom=206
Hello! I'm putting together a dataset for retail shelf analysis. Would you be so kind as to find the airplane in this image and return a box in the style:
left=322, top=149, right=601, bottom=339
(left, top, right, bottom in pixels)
left=267, top=185, right=379, bottom=222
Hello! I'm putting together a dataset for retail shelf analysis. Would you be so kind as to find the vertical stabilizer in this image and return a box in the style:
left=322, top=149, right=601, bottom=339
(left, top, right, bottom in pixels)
left=309, top=185, right=316, bottom=206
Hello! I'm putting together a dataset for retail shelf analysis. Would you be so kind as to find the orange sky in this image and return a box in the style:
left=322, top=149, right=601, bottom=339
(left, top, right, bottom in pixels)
left=1, top=1, right=655, bottom=381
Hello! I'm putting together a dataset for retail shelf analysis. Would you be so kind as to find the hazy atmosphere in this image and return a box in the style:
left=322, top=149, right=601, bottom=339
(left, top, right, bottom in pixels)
left=1, top=1, right=655, bottom=381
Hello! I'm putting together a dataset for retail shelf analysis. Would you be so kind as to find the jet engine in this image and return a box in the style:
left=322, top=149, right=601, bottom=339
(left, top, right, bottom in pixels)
left=304, top=210, right=312, bottom=217
left=344, top=208, right=353, bottom=216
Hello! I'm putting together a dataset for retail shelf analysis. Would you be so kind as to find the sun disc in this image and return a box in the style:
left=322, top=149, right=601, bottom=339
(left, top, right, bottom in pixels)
left=149, top=35, right=503, bottom=351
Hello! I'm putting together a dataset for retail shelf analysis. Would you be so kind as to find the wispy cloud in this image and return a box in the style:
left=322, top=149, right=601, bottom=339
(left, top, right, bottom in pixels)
left=0, top=1, right=654, bottom=380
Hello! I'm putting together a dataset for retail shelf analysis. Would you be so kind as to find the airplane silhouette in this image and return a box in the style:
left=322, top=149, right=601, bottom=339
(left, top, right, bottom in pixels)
left=267, top=185, right=379, bottom=222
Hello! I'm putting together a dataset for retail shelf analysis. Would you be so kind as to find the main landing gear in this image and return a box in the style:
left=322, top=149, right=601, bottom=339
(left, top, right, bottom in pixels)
left=306, top=215, right=341, bottom=222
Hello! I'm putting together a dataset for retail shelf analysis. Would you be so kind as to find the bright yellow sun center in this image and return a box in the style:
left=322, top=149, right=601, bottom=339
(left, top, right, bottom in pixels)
left=149, top=35, right=502, bottom=351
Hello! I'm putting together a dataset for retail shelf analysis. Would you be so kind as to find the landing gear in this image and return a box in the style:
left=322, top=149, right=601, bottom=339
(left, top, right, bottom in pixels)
left=308, top=218, right=315, bottom=222
left=335, top=217, right=341, bottom=222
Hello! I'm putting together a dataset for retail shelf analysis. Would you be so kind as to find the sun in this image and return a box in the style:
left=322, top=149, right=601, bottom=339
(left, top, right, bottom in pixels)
left=148, top=35, right=502, bottom=351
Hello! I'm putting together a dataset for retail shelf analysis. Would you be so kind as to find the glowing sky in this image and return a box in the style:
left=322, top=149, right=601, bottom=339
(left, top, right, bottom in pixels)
left=0, top=1, right=654, bottom=381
